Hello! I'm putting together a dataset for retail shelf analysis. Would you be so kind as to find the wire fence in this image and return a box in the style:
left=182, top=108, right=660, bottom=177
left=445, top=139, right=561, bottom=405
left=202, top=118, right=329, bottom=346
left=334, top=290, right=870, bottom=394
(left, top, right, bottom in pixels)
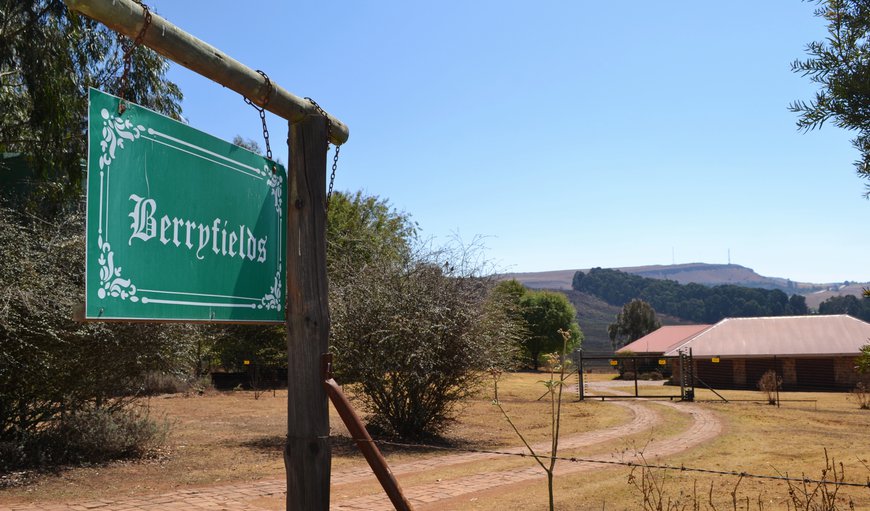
left=370, top=439, right=870, bottom=489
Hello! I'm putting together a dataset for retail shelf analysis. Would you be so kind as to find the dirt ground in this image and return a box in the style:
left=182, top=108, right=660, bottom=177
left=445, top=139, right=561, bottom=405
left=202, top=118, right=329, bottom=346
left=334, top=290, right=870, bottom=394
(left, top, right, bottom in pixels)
left=1, top=372, right=869, bottom=510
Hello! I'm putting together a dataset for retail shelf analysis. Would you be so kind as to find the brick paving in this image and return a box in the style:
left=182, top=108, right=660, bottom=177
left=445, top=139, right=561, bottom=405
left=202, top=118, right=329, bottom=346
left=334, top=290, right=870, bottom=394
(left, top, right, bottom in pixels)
left=0, top=386, right=721, bottom=511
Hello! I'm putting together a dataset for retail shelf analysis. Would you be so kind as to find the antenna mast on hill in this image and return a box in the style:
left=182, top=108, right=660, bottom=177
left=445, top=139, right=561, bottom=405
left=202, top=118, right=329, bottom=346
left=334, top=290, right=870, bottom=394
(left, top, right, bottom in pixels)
left=728, top=249, right=731, bottom=265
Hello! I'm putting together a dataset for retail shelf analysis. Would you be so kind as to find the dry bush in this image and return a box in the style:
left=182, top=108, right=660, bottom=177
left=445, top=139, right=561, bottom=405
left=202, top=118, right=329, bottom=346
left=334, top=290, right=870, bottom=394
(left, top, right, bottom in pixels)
left=141, top=371, right=189, bottom=395
left=780, top=452, right=859, bottom=510
left=627, top=451, right=866, bottom=511
left=0, top=208, right=185, bottom=469
left=1, top=405, right=168, bottom=471
left=330, top=243, right=521, bottom=440
left=640, top=371, right=664, bottom=381
left=852, top=382, right=870, bottom=410
left=757, top=370, right=782, bottom=406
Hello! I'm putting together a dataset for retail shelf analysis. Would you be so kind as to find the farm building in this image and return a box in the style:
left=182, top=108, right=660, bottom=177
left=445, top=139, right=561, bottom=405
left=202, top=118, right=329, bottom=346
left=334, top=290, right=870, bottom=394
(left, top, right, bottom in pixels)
left=613, top=325, right=713, bottom=377
left=617, top=324, right=713, bottom=356
left=661, top=314, right=870, bottom=390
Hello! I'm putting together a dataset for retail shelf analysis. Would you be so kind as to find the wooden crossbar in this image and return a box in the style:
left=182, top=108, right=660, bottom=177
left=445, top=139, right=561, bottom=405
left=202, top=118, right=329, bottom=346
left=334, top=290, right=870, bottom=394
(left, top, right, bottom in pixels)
left=65, top=0, right=349, bottom=145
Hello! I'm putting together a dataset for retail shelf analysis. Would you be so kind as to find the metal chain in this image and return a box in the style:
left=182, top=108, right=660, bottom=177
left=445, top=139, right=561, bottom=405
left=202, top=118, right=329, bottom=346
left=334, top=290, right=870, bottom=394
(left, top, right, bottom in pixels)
left=118, top=0, right=152, bottom=114
left=243, top=70, right=274, bottom=171
left=304, top=97, right=341, bottom=209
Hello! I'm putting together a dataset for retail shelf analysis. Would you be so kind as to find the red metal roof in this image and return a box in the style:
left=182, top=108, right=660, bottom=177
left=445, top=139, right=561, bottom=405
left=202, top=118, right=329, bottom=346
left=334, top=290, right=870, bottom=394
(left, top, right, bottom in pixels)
left=617, top=324, right=713, bottom=354
left=663, top=315, right=870, bottom=358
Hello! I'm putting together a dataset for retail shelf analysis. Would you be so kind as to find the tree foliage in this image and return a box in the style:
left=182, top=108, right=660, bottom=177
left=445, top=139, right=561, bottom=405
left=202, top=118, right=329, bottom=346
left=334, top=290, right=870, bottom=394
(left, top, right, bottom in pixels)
left=231, top=135, right=263, bottom=156
left=0, top=0, right=182, bottom=205
left=326, top=191, right=417, bottom=284
left=492, top=278, right=528, bottom=305
left=0, top=2, right=189, bottom=468
left=329, top=250, right=520, bottom=439
left=0, top=208, right=191, bottom=469
left=818, top=293, right=870, bottom=321
left=491, top=279, right=530, bottom=337
left=857, top=344, right=870, bottom=374
left=209, top=324, right=285, bottom=373
left=790, top=0, right=870, bottom=194
left=518, top=290, right=582, bottom=370
left=326, top=193, right=522, bottom=439
left=572, top=268, right=809, bottom=323
left=608, top=299, right=661, bottom=351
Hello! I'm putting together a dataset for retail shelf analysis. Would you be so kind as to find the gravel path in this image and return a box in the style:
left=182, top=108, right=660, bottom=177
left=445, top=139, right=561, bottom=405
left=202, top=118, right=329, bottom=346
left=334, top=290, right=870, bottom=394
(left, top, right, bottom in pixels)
left=334, top=383, right=721, bottom=511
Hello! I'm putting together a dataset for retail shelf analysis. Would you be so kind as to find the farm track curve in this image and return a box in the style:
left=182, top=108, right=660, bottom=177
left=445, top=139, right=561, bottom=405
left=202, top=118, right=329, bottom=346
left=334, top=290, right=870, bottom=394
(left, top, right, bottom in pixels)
left=0, top=383, right=722, bottom=511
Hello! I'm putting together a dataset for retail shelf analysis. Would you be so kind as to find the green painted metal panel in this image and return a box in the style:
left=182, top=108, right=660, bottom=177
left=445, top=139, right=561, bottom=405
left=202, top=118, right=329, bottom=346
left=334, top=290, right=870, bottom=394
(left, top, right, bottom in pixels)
left=85, top=88, right=286, bottom=323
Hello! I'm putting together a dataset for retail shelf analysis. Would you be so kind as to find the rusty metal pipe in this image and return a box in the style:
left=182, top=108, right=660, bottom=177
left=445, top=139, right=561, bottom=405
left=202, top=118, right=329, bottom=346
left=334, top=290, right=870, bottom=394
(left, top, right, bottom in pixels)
left=321, top=355, right=414, bottom=511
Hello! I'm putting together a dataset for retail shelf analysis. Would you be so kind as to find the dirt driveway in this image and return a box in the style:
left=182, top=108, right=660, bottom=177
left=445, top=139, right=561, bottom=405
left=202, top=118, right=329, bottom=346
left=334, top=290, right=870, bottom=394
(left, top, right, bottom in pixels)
left=0, top=383, right=722, bottom=511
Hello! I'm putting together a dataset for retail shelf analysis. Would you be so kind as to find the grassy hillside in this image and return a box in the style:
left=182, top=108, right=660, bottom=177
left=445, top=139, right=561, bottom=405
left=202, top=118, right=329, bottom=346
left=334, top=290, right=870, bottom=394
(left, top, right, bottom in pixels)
left=561, top=289, right=692, bottom=354
left=504, top=263, right=868, bottom=310
left=803, top=283, right=869, bottom=309
left=502, top=269, right=576, bottom=290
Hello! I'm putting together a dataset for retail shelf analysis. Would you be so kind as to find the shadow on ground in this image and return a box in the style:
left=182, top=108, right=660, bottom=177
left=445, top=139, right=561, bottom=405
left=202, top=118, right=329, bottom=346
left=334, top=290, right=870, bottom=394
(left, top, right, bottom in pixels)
left=238, top=434, right=486, bottom=457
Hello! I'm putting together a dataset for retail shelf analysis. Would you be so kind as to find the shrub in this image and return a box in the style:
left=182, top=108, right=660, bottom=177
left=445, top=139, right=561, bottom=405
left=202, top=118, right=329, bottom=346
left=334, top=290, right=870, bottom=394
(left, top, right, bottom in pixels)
left=628, top=452, right=862, bottom=510
left=757, top=369, right=781, bottom=405
left=1, top=405, right=168, bottom=471
left=187, top=375, right=213, bottom=395
left=330, top=245, right=521, bottom=440
left=852, top=382, right=870, bottom=410
left=0, top=208, right=183, bottom=467
left=492, top=329, right=574, bottom=511
left=857, top=344, right=870, bottom=375
left=639, top=371, right=663, bottom=381
left=141, top=371, right=189, bottom=395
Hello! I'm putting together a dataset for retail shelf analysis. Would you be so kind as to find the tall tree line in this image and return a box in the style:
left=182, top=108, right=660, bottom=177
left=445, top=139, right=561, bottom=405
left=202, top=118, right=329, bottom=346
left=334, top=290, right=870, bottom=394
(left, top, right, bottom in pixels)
left=572, top=268, right=809, bottom=324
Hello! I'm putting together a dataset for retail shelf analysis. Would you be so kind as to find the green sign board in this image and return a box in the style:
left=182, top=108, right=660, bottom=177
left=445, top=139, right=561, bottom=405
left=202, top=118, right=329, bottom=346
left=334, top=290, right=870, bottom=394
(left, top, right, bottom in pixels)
left=85, top=88, right=286, bottom=323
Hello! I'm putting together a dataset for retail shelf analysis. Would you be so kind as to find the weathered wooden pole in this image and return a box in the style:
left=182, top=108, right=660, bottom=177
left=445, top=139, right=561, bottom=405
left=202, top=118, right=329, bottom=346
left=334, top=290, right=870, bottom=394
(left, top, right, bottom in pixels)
left=286, top=115, right=331, bottom=510
left=64, top=0, right=349, bottom=146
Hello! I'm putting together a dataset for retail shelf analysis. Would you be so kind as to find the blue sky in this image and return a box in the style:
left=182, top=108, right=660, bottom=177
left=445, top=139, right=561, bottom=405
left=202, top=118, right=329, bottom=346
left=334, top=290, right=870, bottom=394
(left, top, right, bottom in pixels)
left=152, top=1, right=869, bottom=284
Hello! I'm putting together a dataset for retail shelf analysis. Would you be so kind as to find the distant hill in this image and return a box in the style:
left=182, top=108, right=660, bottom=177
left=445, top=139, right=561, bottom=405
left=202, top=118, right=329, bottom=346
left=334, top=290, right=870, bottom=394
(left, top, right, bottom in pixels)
left=802, top=283, right=869, bottom=309
left=562, top=290, right=692, bottom=353
left=504, top=263, right=868, bottom=348
left=622, top=263, right=806, bottom=290
left=503, top=262, right=867, bottom=309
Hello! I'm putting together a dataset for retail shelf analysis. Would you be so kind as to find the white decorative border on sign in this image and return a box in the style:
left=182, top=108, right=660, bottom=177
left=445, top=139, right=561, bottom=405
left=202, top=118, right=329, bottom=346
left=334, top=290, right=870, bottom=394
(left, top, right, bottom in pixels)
left=95, top=107, right=141, bottom=304
left=96, top=234, right=138, bottom=302
left=268, top=171, right=283, bottom=216
left=93, top=104, right=283, bottom=313
left=258, top=270, right=282, bottom=311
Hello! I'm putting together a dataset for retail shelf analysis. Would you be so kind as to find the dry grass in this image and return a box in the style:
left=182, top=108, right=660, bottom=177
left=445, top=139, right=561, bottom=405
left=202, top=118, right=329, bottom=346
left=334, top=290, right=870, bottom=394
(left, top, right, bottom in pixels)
left=0, top=372, right=624, bottom=504
left=455, top=384, right=870, bottom=510
left=2, top=372, right=869, bottom=510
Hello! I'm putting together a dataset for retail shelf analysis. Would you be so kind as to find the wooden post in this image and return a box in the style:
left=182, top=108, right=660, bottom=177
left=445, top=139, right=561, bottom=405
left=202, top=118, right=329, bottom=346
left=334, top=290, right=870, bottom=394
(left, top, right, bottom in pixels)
left=633, top=357, right=639, bottom=397
left=285, top=115, right=331, bottom=510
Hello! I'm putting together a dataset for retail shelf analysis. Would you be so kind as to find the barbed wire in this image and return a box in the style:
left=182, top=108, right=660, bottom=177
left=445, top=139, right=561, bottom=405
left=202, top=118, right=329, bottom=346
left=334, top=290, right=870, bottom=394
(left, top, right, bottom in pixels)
left=364, top=439, right=870, bottom=489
